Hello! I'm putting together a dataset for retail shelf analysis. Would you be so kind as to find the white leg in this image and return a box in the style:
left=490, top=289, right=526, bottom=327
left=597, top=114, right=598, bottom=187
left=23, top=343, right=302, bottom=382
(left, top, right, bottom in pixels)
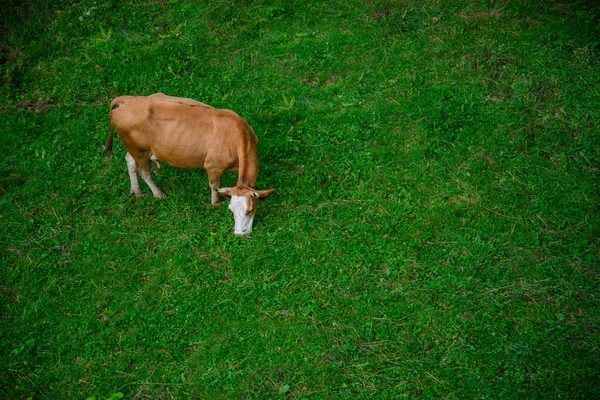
left=139, top=169, right=167, bottom=198
left=207, top=169, right=223, bottom=206
left=126, top=152, right=142, bottom=196
left=211, top=187, right=220, bottom=206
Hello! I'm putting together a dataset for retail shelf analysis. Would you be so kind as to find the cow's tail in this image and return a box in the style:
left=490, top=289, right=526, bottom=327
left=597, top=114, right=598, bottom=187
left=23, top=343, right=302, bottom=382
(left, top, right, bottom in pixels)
left=105, top=97, right=124, bottom=160
left=105, top=121, right=115, bottom=161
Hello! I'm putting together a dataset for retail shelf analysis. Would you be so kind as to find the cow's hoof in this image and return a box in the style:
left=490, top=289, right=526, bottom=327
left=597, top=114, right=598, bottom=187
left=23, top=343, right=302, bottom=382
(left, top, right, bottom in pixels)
left=130, top=190, right=143, bottom=196
left=154, top=192, right=168, bottom=199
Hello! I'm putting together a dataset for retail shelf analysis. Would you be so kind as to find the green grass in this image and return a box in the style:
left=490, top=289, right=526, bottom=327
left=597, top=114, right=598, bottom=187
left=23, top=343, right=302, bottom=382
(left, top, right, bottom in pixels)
left=1, top=0, right=599, bottom=398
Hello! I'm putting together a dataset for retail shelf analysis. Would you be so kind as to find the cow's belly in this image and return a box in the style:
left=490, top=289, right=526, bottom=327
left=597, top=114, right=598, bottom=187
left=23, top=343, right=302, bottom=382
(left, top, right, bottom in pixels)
left=143, top=120, right=236, bottom=171
left=151, top=146, right=207, bottom=170
left=150, top=144, right=237, bottom=172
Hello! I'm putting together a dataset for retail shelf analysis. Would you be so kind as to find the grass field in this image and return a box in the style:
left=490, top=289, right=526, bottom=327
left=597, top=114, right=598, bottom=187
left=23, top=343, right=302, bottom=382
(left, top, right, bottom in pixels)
left=1, top=0, right=599, bottom=398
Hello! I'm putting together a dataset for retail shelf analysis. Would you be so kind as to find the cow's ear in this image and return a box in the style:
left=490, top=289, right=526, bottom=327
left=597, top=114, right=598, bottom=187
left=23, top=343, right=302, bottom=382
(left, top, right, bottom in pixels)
left=218, top=187, right=232, bottom=197
left=255, top=189, right=275, bottom=199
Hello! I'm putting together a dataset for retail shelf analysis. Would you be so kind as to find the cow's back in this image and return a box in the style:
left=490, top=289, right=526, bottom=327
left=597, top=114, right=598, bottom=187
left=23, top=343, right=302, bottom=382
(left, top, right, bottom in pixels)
left=110, top=94, right=255, bottom=172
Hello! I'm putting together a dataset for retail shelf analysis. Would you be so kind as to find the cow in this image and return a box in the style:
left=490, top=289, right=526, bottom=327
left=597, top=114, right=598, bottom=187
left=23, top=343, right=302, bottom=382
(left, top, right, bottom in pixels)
left=105, top=93, right=275, bottom=236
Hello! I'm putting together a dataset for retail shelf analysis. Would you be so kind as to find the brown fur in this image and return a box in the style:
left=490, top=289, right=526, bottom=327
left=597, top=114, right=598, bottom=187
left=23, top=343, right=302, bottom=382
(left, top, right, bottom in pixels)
left=106, top=93, right=273, bottom=206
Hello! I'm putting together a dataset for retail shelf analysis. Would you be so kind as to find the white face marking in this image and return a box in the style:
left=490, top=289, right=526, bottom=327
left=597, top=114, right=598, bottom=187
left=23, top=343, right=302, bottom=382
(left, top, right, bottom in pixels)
left=228, top=195, right=255, bottom=236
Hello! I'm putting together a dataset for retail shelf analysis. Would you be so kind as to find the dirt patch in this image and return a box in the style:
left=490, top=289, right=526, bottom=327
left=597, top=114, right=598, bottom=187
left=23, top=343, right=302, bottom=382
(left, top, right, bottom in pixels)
left=459, top=9, right=502, bottom=20
left=18, top=98, right=54, bottom=113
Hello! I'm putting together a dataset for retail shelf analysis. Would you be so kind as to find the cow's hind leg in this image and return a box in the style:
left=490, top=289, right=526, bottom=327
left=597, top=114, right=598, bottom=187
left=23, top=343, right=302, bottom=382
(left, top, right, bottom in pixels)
left=126, top=152, right=143, bottom=196
left=138, top=158, right=167, bottom=199
left=207, top=168, right=224, bottom=206
left=129, top=152, right=168, bottom=198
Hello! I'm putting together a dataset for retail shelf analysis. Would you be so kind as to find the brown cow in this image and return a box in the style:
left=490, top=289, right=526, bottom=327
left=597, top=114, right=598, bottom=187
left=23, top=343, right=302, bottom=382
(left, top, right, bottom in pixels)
left=105, top=93, right=274, bottom=236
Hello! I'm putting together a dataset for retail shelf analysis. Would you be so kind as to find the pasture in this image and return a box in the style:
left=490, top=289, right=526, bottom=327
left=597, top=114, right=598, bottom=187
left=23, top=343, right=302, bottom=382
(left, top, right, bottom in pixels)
left=1, top=0, right=599, bottom=398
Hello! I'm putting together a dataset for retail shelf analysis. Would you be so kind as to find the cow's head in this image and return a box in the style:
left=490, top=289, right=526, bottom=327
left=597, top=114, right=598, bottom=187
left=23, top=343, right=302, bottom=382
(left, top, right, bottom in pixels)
left=218, top=185, right=275, bottom=236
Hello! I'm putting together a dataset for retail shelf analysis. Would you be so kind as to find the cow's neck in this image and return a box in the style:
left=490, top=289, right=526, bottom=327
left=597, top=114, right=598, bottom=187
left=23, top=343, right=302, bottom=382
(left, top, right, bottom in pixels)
left=236, top=145, right=259, bottom=188
left=240, top=182, right=256, bottom=190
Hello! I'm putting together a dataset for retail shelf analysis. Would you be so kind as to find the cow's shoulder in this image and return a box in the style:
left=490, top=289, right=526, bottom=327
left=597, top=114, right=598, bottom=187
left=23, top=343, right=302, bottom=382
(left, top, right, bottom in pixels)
left=212, top=109, right=258, bottom=143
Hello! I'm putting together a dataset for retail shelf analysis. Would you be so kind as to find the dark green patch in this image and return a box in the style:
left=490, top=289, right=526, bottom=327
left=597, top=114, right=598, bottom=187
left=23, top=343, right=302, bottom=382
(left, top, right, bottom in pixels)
left=1, top=0, right=599, bottom=398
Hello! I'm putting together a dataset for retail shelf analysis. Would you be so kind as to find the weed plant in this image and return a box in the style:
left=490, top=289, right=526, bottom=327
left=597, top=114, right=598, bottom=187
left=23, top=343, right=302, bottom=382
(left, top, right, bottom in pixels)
left=1, top=0, right=599, bottom=398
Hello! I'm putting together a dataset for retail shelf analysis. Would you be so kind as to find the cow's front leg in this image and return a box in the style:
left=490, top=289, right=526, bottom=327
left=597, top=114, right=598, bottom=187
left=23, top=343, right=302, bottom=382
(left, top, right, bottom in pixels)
left=207, top=168, right=224, bottom=206
left=126, top=152, right=142, bottom=196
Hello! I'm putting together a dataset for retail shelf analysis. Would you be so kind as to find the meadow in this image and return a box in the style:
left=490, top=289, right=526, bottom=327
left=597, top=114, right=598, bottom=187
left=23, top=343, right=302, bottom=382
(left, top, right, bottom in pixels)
left=1, top=0, right=599, bottom=398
